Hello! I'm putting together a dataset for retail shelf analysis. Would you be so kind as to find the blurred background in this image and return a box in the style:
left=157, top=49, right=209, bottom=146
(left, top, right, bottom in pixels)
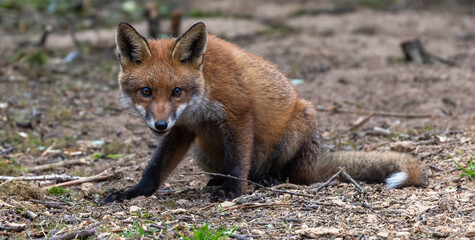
left=1, top=0, right=474, bottom=163
left=0, top=1, right=475, bottom=238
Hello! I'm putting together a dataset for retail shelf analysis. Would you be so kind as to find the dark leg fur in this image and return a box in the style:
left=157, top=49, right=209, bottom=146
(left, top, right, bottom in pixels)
left=102, top=127, right=195, bottom=203
left=206, top=177, right=226, bottom=187
left=210, top=124, right=253, bottom=201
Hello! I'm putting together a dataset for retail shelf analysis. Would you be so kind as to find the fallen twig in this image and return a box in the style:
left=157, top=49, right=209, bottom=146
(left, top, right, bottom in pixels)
left=364, top=140, right=392, bottom=151
left=0, top=174, right=79, bottom=182
left=30, top=199, right=71, bottom=209
left=315, top=168, right=346, bottom=192
left=0, top=223, right=26, bottom=232
left=229, top=233, right=252, bottom=240
left=0, top=199, right=13, bottom=208
left=401, top=39, right=456, bottom=66
left=314, top=167, right=365, bottom=193
left=340, top=167, right=365, bottom=193
left=346, top=113, right=373, bottom=132
left=48, top=222, right=101, bottom=240
left=180, top=171, right=315, bottom=198
left=297, top=199, right=335, bottom=207
left=27, top=158, right=88, bottom=172
left=223, top=201, right=290, bottom=211
left=41, top=141, right=57, bottom=157
left=42, top=171, right=115, bottom=190
left=317, top=106, right=433, bottom=119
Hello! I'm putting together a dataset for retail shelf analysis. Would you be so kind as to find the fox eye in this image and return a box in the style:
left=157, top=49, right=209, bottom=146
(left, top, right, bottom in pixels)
left=140, top=87, right=152, bottom=97
left=172, top=87, right=182, bottom=97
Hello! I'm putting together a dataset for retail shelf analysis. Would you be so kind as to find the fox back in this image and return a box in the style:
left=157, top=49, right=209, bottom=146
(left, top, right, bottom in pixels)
left=103, top=22, right=428, bottom=203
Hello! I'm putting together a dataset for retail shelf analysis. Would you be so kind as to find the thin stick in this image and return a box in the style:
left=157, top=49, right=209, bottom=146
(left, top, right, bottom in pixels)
left=346, top=113, right=373, bottom=132
left=180, top=172, right=315, bottom=198
left=30, top=199, right=71, bottom=209
left=48, top=223, right=101, bottom=240
left=42, top=172, right=115, bottom=190
left=41, top=141, right=57, bottom=157
left=315, top=168, right=346, bottom=192
left=0, top=174, right=79, bottom=182
left=27, top=158, right=88, bottom=172
left=340, top=167, right=365, bottom=193
left=223, top=201, right=290, bottom=211
left=318, top=107, right=433, bottom=119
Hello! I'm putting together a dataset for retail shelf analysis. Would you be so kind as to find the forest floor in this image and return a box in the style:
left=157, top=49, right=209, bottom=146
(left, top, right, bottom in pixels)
left=0, top=0, right=474, bottom=239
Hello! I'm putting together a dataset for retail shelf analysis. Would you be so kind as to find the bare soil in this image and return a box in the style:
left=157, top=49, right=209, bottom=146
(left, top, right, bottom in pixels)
left=0, top=0, right=474, bottom=239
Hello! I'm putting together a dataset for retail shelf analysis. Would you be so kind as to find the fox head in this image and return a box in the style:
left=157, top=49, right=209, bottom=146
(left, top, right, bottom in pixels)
left=115, top=22, right=207, bottom=136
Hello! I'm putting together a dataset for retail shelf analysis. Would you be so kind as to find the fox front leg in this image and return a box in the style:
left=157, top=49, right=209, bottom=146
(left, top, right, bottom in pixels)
left=102, top=127, right=195, bottom=203
left=211, top=116, right=254, bottom=201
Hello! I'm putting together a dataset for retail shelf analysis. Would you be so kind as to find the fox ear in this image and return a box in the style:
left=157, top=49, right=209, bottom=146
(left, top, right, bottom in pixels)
left=116, top=22, right=152, bottom=66
left=171, top=22, right=207, bottom=67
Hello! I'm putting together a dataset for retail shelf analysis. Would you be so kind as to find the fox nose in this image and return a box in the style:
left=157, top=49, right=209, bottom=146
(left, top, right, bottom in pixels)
left=154, top=120, right=168, bottom=131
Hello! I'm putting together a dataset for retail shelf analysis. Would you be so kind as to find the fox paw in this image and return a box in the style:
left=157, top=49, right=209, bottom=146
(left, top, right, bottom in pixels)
left=102, top=190, right=133, bottom=204
left=259, top=174, right=280, bottom=187
left=210, top=181, right=241, bottom=201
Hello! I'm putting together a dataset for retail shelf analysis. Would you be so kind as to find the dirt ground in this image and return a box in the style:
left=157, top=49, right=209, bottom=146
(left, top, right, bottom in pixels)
left=1, top=0, right=474, bottom=239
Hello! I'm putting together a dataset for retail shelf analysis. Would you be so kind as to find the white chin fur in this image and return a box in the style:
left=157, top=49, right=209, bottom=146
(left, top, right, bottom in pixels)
left=385, top=172, right=409, bottom=189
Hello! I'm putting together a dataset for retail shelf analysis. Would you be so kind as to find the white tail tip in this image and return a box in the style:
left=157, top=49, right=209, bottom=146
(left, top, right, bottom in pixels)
left=385, top=172, right=409, bottom=189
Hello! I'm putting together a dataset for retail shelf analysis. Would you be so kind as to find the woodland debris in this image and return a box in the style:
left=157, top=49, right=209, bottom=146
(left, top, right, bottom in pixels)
left=315, top=167, right=365, bottom=193
left=41, top=141, right=57, bottom=157
left=401, top=39, right=432, bottom=64
left=317, top=105, right=434, bottom=119
left=38, top=24, right=54, bottom=47
left=48, top=225, right=98, bottom=240
left=229, top=233, right=251, bottom=240
left=367, top=126, right=391, bottom=136
left=0, top=199, right=13, bottom=208
left=42, top=171, right=116, bottom=190
left=346, top=113, right=373, bottom=132
left=390, top=141, right=416, bottom=152
left=433, top=226, right=452, bottom=237
left=145, top=2, right=160, bottom=38
left=223, top=201, right=290, bottom=211
left=377, top=231, right=390, bottom=238
left=0, top=223, right=26, bottom=232
left=30, top=199, right=71, bottom=209
left=181, top=171, right=315, bottom=198
left=315, top=167, right=345, bottom=191
left=129, top=206, right=141, bottom=212
left=401, top=39, right=456, bottom=66
left=171, top=9, right=183, bottom=37
left=466, top=222, right=475, bottom=237
left=0, top=174, right=79, bottom=182
left=161, top=208, right=187, bottom=216
left=27, top=158, right=89, bottom=172
left=296, top=227, right=341, bottom=238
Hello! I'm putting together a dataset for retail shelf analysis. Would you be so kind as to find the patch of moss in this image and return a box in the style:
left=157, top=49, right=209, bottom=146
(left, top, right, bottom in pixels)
left=163, top=199, right=178, bottom=209
left=90, top=152, right=103, bottom=160
left=0, top=159, right=22, bottom=176
left=355, top=0, right=392, bottom=10
left=20, top=51, right=48, bottom=66
left=288, top=8, right=306, bottom=17
left=1, top=181, right=44, bottom=200
left=106, top=154, right=125, bottom=159
left=103, top=141, right=129, bottom=156
left=47, top=186, right=69, bottom=196
left=140, top=212, right=154, bottom=219
left=259, top=26, right=280, bottom=36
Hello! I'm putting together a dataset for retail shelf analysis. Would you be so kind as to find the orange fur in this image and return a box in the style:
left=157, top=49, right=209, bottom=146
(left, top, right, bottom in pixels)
left=103, top=22, right=428, bottom=203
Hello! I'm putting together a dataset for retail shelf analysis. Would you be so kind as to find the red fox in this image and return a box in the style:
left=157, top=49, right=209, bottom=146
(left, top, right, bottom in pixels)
left=103, top=22, right=428, bottom=203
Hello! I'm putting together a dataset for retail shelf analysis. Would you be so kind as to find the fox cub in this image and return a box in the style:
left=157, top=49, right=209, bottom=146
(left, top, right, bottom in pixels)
left=103, top=22, right=428, bottom=203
